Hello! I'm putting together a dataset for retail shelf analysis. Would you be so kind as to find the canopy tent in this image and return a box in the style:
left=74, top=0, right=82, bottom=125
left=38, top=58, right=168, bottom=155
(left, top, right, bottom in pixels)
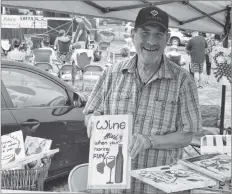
left=1, top=0, right=231, bottom=34
left=1, top=0, right=231, bottom=135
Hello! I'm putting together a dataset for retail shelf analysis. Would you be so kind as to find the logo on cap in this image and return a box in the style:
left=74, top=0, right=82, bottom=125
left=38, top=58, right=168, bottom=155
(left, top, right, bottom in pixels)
left=150, top=10, right=158, bottom=17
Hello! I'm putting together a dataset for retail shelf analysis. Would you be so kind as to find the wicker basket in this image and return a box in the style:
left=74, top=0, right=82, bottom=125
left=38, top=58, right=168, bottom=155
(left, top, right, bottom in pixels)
left=1, top=158, right=51, bottom=191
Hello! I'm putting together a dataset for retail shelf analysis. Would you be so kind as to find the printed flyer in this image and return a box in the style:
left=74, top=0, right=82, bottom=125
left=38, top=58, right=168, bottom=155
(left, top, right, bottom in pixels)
left=88, top=114, right=132, bottom=190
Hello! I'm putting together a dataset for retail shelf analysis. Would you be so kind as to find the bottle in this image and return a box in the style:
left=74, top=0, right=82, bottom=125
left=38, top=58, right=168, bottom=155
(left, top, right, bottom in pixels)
left=115, top=144, right=124, bottom=183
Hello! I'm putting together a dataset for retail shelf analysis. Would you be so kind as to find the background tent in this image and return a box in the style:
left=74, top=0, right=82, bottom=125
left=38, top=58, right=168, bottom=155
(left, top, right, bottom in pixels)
left=1, top=0, right=231, bottom=34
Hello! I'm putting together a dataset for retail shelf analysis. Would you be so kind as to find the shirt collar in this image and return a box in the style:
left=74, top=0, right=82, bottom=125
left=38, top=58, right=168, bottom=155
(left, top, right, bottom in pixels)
left=122, top=54, right=174, bottom=80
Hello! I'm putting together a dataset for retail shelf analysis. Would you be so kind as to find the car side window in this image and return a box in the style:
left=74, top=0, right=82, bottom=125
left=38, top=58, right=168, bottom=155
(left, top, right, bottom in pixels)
left=2, top=68, right=70, bottom=108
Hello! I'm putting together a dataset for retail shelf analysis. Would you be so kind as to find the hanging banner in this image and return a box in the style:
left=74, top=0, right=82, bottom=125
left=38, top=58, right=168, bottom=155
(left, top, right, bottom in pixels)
left=1, top=15, right=20, bottom=28
left=88, top=114, right=132, bottom=190
left=1, top=15, right=47, bottom=29
left=211, top=46, right=231, bottom=86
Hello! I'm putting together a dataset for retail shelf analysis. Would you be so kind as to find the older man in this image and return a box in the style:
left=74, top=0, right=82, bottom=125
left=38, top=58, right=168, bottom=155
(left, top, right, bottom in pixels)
left=83, top=6, right=202, bottom=194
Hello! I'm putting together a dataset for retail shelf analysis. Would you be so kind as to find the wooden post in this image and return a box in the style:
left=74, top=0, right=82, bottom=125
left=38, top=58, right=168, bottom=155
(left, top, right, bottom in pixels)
left=220, top=6, right=231, bottom=135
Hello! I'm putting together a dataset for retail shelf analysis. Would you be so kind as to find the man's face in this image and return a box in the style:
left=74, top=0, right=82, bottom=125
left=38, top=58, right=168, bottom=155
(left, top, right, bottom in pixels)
left=132, top=24, right=169, bottom=66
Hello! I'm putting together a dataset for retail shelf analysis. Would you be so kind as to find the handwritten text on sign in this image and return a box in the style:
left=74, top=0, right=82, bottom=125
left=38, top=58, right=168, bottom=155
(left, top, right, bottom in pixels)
left=88, top=115, right=132, bottom=190
left=1, top=130, right=25, bottom=165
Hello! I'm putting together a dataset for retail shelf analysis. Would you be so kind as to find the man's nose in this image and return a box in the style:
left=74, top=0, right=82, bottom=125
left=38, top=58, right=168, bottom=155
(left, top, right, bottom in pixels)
left=147, top=35, right=158, bottom=45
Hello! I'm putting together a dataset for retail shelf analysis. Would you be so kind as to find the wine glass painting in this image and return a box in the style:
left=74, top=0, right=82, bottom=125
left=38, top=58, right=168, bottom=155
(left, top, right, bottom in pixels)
left=106, top=156, right=115, bottom=184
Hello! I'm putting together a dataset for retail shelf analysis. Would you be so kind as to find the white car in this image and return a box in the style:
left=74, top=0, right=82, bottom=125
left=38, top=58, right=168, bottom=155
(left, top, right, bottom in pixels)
left=125, top=22, right=135, bottom=34
left=168, top=28, right=190, bottom=46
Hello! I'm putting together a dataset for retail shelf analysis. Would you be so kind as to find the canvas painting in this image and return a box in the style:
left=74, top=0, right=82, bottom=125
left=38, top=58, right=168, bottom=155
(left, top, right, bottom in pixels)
left=88, top=114, right=132, bottom=190
left=179, top=154, right=231, bottom=182
left=211, top=46, right=231, bottom=86
left=130, top=164, right=216, bottom=193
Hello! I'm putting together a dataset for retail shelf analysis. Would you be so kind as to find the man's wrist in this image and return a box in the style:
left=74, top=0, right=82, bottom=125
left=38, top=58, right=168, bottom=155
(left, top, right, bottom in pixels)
left=143, top=135, right=153, bottom=149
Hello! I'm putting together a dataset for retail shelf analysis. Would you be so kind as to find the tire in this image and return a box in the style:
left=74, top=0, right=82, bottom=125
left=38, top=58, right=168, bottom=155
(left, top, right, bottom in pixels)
left=170, top=37, right=180, bottom=46
left=102, top=20, right=107, bottom=26
left=121, top=21, right=126, bottom=26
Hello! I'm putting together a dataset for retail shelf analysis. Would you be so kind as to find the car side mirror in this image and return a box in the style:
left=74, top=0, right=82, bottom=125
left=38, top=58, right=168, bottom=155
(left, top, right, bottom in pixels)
left=73, top=92, right=87, bottom=108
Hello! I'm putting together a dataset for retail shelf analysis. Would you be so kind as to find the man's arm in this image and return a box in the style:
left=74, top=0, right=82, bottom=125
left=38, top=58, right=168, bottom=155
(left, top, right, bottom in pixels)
left=83, top=68, right=108, bottom=120
left=150, top=76, right=202, bottom=150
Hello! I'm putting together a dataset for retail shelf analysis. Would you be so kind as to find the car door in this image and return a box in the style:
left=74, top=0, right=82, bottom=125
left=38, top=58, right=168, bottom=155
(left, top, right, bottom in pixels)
left=1, top=81, right=19, bottom=135
left=1, top=66, right=89, bottom=179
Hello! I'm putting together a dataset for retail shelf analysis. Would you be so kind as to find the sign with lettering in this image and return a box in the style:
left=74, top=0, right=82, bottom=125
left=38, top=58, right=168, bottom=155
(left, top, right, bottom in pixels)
left=88, top=115, right=132, bottom=190
left=1, top=15, right=47, bottom=29
left=1, top=130, right=25, bottom=166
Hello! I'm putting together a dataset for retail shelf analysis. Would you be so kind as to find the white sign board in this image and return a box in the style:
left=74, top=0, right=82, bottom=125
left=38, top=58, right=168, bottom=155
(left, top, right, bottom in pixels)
left=1, top=15, right=20, bottom=28
left=1, top=15, right=47, bottom=29
left=88, top=114, right=132, bottom=190
left=1, top=130, right=25, bottom=166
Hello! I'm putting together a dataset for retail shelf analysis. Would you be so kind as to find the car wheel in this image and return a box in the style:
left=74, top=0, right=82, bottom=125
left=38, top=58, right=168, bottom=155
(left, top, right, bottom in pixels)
left=102, top=20, right=107, bottom=26
left=121, top=21, right=126, bottom=26
left=170, top=37, right=180, bottom=46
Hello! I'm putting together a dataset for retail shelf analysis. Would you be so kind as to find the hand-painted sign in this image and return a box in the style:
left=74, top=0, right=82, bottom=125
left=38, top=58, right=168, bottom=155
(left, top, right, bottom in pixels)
left=88, top=114, right=132, bottom=190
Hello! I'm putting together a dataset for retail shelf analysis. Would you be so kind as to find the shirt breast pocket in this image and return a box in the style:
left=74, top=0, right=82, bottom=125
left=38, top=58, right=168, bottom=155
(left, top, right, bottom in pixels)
left=104, top=91, right=133, bottom=115
left=152, top=97, right=178, bottom=134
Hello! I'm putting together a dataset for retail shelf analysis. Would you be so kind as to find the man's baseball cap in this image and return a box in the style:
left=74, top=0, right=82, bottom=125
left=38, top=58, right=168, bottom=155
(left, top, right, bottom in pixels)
left=135, top=6, right=169, bottom=30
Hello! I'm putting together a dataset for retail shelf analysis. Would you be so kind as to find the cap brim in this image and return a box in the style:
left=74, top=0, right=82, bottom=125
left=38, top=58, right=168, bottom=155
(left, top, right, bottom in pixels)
left=136, top=21, right=168, bottom=31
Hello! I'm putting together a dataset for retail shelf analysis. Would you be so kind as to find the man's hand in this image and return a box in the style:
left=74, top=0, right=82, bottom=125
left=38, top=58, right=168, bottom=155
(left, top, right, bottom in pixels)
left=128, top=133, right=151, bottom=158
left=86, top=111, right=101, bottom=138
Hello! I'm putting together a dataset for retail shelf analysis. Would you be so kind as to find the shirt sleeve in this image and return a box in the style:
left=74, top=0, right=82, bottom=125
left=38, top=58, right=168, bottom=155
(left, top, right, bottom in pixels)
left=176, top=75, right=202, bottom=133
left=83, top=69, right=108, bottom=115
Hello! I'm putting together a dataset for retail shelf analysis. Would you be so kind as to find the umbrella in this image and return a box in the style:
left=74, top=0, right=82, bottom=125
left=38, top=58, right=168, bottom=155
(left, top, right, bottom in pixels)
left=2, top=0, right=231, bottom=134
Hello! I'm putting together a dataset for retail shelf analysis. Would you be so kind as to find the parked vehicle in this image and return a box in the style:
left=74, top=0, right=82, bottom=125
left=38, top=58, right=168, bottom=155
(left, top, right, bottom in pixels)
left=1, top=59, right=89, bottom=181
left=168, top=28, right=190, bottom=46
left=99, top=18, right=126, bottom=26
left=125, top=22, right=135, bottom=34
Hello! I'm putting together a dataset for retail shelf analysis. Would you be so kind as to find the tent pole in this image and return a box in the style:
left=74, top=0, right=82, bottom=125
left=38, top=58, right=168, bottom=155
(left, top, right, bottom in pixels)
left=220, top=6, right=231, bottom=135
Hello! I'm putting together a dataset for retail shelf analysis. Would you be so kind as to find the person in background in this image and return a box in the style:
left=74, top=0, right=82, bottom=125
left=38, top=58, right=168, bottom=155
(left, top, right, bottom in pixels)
left=72, top=16, right=92, bottom=49
left=84, top=6, right=202, bottom=194
left=205, top=33, right=216, bottom=84
left=166, top=44, right=186, bottom=66
left=71, top=42, right=82, bottom=86
left=186, top=31, right=207, bottom=89
left=54, top=29, right=70, bottom=51
left=7, top=38, right=26, bottom=62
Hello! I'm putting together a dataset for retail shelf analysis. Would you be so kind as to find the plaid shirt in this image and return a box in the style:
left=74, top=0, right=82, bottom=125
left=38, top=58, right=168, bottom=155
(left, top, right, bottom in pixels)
left=83, top=55, right=202, bottom=194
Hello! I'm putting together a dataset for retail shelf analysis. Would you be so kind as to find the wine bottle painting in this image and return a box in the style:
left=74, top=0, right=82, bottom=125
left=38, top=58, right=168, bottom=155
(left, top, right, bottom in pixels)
left=96, top=145, right=124, bottom=184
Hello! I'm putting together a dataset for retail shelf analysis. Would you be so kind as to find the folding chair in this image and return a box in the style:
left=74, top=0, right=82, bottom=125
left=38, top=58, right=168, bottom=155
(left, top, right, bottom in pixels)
left=33, top=49, right=52, bottom=64
left=57, top=39, right=72, bottom=64
left=83, top=65, right=103, bottom=92
left=76, top=52, right=92, bottom=71
left=168, top=55, right=181, bottom=65
left=98, top=41, right=111, bottom=60
left=68, top=163, right=88, bottom=192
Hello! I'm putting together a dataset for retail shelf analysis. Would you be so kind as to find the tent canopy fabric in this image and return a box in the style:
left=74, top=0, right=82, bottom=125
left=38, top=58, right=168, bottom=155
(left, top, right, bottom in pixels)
left=1, top=0, right=231, bottom=34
